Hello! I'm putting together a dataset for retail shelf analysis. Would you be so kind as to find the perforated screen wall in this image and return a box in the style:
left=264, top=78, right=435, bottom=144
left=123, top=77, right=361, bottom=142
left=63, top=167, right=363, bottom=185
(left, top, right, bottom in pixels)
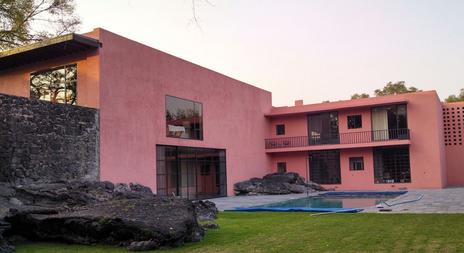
left=443, top=105, right=464, bottom=146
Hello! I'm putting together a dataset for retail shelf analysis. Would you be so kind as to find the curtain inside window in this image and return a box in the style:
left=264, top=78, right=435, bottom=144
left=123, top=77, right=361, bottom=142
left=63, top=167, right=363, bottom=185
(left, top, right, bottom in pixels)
left=372, top=109, right=389, bottom=141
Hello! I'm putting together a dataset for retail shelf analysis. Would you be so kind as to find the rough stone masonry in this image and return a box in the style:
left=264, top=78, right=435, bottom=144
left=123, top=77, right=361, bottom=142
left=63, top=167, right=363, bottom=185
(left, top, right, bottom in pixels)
left=0, top=93, right=99, bottom=184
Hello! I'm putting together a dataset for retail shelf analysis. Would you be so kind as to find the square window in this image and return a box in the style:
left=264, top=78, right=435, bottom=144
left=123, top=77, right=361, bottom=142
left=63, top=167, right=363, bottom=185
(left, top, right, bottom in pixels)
left=277, top=162, right=287, bottom=173
left=166, top=95, right=203, bottom=140
left=347, top=115, right=362, bottom=129
left=276, top=124, right=285, bottom=135
left=349, top=157, right=364, bottom=171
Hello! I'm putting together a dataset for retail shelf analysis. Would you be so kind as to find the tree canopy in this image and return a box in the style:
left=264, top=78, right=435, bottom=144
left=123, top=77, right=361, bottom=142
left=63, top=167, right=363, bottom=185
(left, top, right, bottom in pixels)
left=0, top=0, right=80, bottom=50
left=351, top=81, right=421, bottom=99
left=445, top=88, right=464, bottom=103
left=374, top=81, right=420, bottom=96
left=351, top=93, right=370, bottom=99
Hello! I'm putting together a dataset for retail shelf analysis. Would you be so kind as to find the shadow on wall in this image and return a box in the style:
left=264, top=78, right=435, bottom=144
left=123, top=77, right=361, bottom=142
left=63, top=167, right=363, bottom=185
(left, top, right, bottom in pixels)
left=0, top=93, right=99, bottom=184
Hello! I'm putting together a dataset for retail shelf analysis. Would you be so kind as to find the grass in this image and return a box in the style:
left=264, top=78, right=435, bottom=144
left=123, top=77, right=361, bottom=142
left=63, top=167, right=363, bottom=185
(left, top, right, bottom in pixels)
left=17, top=212, right=464, bottom=253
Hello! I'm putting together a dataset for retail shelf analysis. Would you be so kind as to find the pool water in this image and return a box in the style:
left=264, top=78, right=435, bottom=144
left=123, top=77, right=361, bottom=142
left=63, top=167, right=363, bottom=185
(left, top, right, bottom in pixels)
left=256, top=193, right=404, bottom=209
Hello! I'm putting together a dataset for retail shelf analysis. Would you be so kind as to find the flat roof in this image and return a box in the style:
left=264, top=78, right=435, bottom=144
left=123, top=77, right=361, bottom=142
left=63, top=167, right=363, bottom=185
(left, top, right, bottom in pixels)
left=0, top=33, right=101, bottom=71
left=266, top=91, right=440, bottom=117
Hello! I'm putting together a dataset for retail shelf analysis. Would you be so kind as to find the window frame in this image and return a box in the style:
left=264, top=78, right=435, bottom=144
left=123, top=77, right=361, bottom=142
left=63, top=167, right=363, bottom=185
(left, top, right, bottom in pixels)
left=165, top=95, right=204, bottom=140
left=349, top=157, right=364, bottom=171
left=29, top=64, right=78, bottom=105
left=277, top=162, right=287, bottom=173
left=347, top=115, right=362, bottom=129
left=276, top=124, right=285, bottom=135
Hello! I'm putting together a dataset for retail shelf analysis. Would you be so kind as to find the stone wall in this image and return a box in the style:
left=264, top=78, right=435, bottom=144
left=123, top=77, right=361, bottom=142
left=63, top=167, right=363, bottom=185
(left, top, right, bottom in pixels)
left=0, top=93, right=99, bottom=184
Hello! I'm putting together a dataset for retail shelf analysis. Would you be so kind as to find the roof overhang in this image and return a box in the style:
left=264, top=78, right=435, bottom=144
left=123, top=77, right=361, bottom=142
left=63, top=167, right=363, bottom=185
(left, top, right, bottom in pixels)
left=0, top=33, right=101, bottom=71
left=266, top=97, right=409, bottom=117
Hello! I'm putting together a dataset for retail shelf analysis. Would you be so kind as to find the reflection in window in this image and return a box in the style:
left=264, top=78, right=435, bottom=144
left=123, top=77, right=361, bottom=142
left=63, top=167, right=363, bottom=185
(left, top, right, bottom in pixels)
left=156, top=145, right=227, bottom=199
left=30, top=64, right=77, bottom=105
left=166, top=95, right=203, bottom=140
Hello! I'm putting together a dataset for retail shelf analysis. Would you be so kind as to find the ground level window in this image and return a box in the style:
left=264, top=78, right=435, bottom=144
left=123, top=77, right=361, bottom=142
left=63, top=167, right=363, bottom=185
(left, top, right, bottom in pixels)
left=349, top=157, right=364, bottom=171
left=309, top=150, right=341, bottom=184
left=374, top=146, right=411, bottom=184
left=156, top=145, right=226, bottom=199
left=277, top=162, right=287, bottom=173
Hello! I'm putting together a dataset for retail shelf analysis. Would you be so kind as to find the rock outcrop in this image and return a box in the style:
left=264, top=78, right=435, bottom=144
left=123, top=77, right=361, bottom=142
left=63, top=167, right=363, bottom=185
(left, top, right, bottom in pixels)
left=0, top=181, right=209, bottom=252
left=234, top=172, right=326, bottom=195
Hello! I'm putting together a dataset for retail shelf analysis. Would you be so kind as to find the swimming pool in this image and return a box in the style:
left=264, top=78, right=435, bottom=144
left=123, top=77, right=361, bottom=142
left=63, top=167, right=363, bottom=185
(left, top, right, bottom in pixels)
left=230, top=191, right=407, bottom=213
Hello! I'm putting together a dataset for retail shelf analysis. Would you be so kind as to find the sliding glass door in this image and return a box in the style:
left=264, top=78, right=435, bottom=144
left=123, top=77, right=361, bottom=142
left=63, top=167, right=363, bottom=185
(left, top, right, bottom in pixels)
left=308, top=112, right=340, bottom=145
left=156, top=145, right=227, bottom=199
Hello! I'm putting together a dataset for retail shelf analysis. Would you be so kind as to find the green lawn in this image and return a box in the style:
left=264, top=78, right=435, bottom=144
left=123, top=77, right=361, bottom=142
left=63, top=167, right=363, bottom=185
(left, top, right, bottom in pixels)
left=17, top=212, right=464, bottom=253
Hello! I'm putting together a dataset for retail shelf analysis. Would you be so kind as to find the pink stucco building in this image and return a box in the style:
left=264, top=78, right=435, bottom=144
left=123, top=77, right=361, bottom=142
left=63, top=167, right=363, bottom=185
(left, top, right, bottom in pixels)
left=0, top=28, right=463, bottom=198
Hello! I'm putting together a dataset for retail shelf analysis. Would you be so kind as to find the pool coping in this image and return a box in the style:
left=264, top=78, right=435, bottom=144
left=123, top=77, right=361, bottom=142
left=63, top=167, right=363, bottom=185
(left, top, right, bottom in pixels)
left=224, top=191, right=406, bottom=213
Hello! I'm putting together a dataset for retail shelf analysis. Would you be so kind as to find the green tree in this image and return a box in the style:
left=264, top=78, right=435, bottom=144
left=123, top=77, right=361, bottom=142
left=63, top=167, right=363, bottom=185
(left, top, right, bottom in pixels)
left=0, top=0, right=80, bottom=50
left=445, top=88, right=464, bottom=103
left=351, top=93, right=370, bottom=99
left=374, top=81, right=420, bottom=96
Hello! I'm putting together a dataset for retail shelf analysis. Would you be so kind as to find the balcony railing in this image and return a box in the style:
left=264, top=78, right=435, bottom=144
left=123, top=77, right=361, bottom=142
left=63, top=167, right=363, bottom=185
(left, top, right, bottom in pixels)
left=265, top=128, right=410, bottom=149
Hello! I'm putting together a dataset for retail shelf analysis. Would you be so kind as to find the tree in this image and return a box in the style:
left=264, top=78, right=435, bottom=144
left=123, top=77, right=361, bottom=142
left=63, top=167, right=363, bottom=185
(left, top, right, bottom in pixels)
left=0, top=0, right=80, bottom=50
left=445, top=88, right=464, bottom=103
left=351, top=93, right=370, bottom=100
left=374, top=81, right=420, bottom=96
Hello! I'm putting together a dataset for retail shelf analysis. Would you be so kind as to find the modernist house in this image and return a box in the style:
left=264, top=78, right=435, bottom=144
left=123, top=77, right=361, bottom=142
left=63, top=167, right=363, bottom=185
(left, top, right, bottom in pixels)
left=0, top=28, right=463, bottom=199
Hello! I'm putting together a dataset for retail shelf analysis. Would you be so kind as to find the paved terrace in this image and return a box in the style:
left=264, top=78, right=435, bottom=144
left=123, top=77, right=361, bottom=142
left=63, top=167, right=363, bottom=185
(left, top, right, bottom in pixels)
left=209, top=187, right=464, bottom=213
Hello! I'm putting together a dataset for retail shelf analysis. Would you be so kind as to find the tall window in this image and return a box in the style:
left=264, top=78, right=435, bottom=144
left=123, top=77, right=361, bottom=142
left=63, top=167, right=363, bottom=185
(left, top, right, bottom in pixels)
left=374, top=146, right=411, bottom=184
left=308, top=112, right=339, bottom=145
left=309, top=150, right=341, bottom=184
left=166, top=95, right=203, bottom=140
left=30, top=64, right=77, bottom=105
left=371, top=104, right=408, bottom=140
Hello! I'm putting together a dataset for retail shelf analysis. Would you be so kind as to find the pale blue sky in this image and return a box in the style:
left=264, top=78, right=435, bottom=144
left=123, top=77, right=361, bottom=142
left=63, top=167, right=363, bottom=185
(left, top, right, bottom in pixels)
left=76, top=0, right=463, bottom=106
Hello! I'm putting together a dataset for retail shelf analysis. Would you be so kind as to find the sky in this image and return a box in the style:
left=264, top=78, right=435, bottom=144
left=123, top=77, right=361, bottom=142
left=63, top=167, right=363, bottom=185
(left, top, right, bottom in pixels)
left=75, top=0, right=463, bottom=106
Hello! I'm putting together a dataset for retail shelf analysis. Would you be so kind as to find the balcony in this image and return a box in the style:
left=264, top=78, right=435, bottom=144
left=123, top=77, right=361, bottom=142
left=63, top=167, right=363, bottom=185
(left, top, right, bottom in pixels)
left=265, top=128, right=410, bottom=150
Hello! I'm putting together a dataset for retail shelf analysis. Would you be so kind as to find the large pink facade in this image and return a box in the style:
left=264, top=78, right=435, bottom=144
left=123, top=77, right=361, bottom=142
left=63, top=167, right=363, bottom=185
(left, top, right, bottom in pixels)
left=0, top=28, right=463, bottom=197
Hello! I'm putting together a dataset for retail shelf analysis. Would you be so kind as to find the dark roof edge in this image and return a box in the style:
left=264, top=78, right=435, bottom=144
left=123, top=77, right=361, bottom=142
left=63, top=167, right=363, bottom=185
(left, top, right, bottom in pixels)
left=0, top=33, right=101, bottom=59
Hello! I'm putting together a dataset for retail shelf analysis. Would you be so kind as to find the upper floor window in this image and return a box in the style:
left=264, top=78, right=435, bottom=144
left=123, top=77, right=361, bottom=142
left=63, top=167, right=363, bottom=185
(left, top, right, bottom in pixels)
left=166, top=95, right=203, bottom=140
left=372, top=104, right=408, bottom=140
left=276, top=124, right=285, bottom=135
left=308, top=112, right=339, bottom=145
left=347, top=115, right=362, bottom=129
left=30, top=64, right=77, bottom=105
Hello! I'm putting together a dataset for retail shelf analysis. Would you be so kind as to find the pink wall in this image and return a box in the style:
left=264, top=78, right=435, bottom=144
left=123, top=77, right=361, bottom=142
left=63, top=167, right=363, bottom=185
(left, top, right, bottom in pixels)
left=0, top=28, right=457, bottom=192
left=270, top=152, right=308, bottom=179
left=443, top=102, right=464, bottom=186
left=96, top=29, right=272, bottom=195
left=269, top=115, right=307, bottom=138
left=268, top=91, right=448, bottom=190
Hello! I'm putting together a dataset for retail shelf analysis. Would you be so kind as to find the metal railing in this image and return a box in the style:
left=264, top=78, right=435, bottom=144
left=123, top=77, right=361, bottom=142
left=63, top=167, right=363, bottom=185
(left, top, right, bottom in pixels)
left=265, top=128, right=410, bottom=149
